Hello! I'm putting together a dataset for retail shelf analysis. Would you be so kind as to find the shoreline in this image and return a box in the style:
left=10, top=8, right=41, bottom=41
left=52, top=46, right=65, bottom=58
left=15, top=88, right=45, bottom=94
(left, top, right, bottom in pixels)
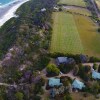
left=0, top=0, right=30, bottom=27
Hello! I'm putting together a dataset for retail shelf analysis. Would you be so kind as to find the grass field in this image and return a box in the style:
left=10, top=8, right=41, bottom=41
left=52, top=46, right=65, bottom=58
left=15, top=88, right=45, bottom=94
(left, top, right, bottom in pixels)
left=58, top=0, right=86, bottom=7
left=50, top=12, right=84, bottom=54
left=50, top=12, right=100, bottom=57
left=74, top=15, right=100, bottom=57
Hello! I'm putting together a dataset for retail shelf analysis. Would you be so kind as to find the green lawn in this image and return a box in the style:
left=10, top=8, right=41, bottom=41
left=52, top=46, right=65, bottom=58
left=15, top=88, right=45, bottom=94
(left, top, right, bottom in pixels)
left=58, top=0, right=86, bottom=7
left=74, top=15, right=100, bottom=57
left=50, top=12, right=100, bottom=57
left=50, top=12, right=84, bottom=54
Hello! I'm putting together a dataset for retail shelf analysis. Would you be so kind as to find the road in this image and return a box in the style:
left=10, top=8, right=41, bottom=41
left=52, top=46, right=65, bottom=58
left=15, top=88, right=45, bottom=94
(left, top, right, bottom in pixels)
left=90, top=0, right=100, bottom=18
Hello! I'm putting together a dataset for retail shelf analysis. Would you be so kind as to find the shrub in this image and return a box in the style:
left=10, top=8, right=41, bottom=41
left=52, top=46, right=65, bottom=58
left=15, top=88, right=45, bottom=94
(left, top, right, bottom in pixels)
left=73, top=65, right=79, bottom=76
left=98, top=28, right=100, bottom=32
left=63, top=93, right=72, bottom=100
left=93, top=63, right=98, bottom=70
left=89, top=57, right=100, bottom=62
left=35, top=55, right=50, bottom=70
left=59, top=62, right=75, bottom=73
left=33, top=95, right=41, bottom=100
left=98, top=65, right=100, bottom=73
left=46, top=64, right=60, bottom=76
left=15, top=92, right=24, bottom=100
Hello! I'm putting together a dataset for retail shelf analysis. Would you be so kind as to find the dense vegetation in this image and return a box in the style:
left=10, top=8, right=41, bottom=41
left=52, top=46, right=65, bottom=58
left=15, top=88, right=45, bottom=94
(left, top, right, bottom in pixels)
left=0, top=0, right=57, bottom=99
left=0, top=0, right=100, bottom=99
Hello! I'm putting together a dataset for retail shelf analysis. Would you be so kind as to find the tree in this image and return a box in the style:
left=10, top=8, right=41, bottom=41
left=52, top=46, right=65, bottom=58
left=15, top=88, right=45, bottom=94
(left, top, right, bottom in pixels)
left=84, top=65, right=91, bottom=73
left=98, top=65, right=100, bottom=73
left=59, top=63, right=75, bottom=73
left=46, top=64, right=60, bottom=76
left=91, top=82, right=100, bottom=95
left=98, top=28, right=100, bottom=33
left=33, top=95, right=41, bottom=100
left=63, top=94, right=72, bottom=100
left=93, top=63, right=98, bottom=70
left=59, top=8, right=62, bottom=11
left=73, top=65, right=79, bottom=76
left=15, top=92, right=24, bottom=100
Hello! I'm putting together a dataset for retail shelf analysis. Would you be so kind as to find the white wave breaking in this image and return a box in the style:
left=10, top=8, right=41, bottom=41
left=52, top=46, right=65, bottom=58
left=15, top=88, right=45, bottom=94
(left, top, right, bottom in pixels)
left=0, top=0, right=30, bottom=27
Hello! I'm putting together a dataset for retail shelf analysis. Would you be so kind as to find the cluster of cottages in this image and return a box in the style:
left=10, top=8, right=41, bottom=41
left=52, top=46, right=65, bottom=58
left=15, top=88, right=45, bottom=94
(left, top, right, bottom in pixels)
left=56, top=56, right=100, bottom=80
left=47, top=56, right=100, bottom=97
left=48, top=78, right=85, bottom=98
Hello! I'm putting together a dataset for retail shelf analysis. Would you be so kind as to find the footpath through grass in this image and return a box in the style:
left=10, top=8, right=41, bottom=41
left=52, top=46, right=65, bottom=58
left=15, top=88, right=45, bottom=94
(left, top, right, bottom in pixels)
left=50, top=12, right=84, bottom=54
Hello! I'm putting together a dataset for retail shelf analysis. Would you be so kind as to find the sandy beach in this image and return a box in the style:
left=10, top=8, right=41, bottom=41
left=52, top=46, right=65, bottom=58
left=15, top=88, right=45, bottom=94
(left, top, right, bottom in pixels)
left=0, top=0, right=30, bottom=27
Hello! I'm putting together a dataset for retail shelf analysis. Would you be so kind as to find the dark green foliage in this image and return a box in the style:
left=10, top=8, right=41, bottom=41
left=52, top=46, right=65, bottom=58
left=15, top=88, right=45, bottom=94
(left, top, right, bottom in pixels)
left=0, top=18, right=18, bottom=58
left=0, top=0, right=56, bottom=59
left=59, top=63, right=75, bottom=73
left=34, top=83, right=43, bottom=94
left=0, top=86, right=7, bottom=100
left=63, top=94, right=72, bottom=100
left=15, top=92, right=24, bottom=100
left=98, top=65, right=100, bottom=73
left=98, top=28, right=100, bottom=32
left=89, top=56, right=100, bottom=62
left=84, top=65, right=91, bottom=73
left=49, top=53, right=100, bottom=63
left=78, top=64, right=91, bottom=81
left=60, top=76, right=72, bottom=87
left=35, top=55, right=50, bottom=70
left=33, top=95, right=41, bottom=100
left=49, top=53, right=82, bottom=63
left=73, top=65, right=79, bottom=76
left=93, top=63, right=98, bottom=70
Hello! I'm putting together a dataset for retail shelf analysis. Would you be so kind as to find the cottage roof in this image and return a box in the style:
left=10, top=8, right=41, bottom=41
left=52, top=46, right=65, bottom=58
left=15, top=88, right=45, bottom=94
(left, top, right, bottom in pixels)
left=41, top=8, right=46, bottom=12
left=49, top=78, right=62, bottom=87
left=92, top=71, right=100, bottom=79
left=57, top=57, right=68, bottom=63
left=72, top=79, right=85, bottom=90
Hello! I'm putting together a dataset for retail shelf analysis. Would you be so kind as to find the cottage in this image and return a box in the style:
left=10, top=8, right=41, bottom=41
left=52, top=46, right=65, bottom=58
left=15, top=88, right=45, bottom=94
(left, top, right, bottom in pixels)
left=41, top=8, right=46, bottom=12
left=72, top=79, right=85, bottom=90
left=92, top=70, right=100, bottom=79
left=56, top=57, right=75, bottom=65
left=49, top=78, right=62, bottom=87
left=53, top=7, right=59, bottom=11
left=56, top=57, right=68, bottom=65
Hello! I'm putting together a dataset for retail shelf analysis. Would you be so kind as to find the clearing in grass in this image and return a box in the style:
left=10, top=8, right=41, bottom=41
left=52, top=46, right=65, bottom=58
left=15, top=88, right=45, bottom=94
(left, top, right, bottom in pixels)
left=50, top=12, right=84, bottom=54
left=58, top=0, right=86, bottom=7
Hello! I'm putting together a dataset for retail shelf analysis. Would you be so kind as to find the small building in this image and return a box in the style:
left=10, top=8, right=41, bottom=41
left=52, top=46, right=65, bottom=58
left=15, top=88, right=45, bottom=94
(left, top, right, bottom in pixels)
left=49, top=78, right=62, bottom=87
left=56, top=57, right=68, bottom=65
left=56, top=57, right=75, bottom=65
left=53, top=7, right=59, bottom=11
left=72, top=79, right=85, bottom=90
left=41, top=8, right=46, bottom=12
left=92, top=70, right=100, bottom=79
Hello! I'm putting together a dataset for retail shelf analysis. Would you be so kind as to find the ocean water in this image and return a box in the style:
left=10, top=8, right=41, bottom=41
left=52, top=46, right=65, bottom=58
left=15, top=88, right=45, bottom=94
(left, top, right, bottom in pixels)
left=0, top=0, right=15, bottom=5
